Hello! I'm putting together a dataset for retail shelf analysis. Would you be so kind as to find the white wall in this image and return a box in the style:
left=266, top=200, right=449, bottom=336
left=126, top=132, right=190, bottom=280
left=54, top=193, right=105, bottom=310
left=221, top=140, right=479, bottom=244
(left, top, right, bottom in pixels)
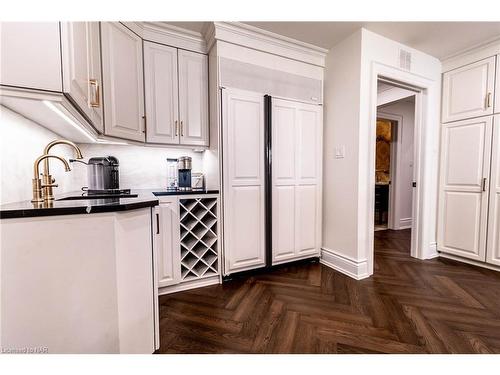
left=0, top=105, right=203, bottom=204
left=322, top=28, right=442, bottom=279
left=378, top=98, right=415, bottom=229
left=322, top=30, right=362, bottom=263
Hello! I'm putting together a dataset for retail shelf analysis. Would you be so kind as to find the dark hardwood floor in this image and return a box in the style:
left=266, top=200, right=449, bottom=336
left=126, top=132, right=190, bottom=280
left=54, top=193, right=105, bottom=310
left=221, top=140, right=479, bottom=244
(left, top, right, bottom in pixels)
left=157, top=229, right=500, bottom=353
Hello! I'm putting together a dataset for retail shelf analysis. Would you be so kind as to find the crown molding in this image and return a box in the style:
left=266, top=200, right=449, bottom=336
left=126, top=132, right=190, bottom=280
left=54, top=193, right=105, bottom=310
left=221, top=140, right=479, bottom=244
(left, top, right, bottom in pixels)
left=441, top=35, right=500, bottom=72
left=205, top=22, right=328, bottom=67
left=120, top=21, right=207, bottom=54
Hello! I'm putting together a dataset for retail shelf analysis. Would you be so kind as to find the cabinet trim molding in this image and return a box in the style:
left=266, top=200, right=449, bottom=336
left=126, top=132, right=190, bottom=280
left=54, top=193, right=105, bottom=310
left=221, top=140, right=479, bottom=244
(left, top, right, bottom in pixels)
left=205, top=22, right=328, bottom=67
left=121, top=22, right=207, bottom=54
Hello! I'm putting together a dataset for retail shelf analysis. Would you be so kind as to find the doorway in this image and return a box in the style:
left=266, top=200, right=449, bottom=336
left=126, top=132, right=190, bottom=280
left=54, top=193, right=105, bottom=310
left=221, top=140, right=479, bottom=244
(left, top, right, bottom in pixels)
left=373, top=79, right=418, bottom=259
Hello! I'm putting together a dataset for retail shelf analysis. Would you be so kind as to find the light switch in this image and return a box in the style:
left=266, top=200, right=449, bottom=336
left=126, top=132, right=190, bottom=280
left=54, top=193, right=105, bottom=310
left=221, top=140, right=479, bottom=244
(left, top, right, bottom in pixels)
left=335, top=146, right=345, bottom=159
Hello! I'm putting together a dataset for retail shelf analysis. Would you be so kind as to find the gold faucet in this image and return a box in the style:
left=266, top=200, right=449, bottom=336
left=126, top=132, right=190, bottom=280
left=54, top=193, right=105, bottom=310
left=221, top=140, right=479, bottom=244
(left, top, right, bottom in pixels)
left=32, top=154, right=71, bottom=203
left=42, top=140, right=83, bottom=201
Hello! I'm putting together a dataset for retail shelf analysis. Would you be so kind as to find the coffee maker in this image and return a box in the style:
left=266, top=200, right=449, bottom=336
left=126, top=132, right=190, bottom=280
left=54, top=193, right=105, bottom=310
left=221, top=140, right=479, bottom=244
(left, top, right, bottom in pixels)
left=177, top=156, right=192, bottom=191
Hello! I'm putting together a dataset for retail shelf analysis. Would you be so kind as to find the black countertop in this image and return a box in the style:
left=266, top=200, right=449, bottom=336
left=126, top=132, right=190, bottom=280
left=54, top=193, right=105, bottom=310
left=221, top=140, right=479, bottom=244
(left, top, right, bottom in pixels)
left=0, top=189, right=219, bottom=219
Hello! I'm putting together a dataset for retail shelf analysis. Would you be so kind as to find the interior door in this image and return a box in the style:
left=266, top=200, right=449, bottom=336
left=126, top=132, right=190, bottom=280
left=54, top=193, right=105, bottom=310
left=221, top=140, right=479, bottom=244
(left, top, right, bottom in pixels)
left=272, top=99, right=322, bottom=265
left=437, top=117, right=493, bottom=261
left=442, top=56, right=495, bottom=123
left=101, top=22, right=145, bottom=142
left=144, top=41, right=179, bottom=144
left=178, top=49, right=209, bottom=147
left=156, top=198, right=181, bottom=287
left=222, top=89, right=266, bottom=275
left=487, top=115, right=500, bottom=265
left=61, top=22, right=104, bottom=133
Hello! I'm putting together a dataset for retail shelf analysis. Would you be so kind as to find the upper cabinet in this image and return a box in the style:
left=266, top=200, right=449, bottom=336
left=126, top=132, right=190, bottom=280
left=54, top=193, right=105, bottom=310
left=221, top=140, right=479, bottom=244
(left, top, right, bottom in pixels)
left=144, top=41, right=179, bottom=144
left=442, top=56, right=496, bottom=123
left=60, top=22, right=104, bottom=133
left=144, top=44, right=209, bottom=147
left=101, top=22, right=145, bottom=142
left=178, top=50, right=209, bottom=147
left=0, top=22, right=62, bottom=92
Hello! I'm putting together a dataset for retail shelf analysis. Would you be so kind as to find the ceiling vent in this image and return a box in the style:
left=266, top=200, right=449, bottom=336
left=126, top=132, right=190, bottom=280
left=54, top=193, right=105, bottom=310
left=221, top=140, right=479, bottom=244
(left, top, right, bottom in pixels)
left=399, top=49, right=412, bottom=71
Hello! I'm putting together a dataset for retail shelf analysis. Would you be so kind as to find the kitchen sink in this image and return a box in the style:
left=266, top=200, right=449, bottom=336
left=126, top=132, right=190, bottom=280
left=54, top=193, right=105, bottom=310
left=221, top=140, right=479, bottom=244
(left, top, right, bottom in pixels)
left=56, top=194, right=138, bottom=201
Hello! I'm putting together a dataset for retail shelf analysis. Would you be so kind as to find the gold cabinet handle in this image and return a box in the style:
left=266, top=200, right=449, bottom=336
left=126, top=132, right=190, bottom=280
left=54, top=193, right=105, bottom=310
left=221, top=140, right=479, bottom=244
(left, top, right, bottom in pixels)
left=175, top=120, right=178, bottom=136
left=180, top=121, right=184, bottom=136
left=89, top=79, right=100, bottom=108
left=487, top=92, right=492, bottom=108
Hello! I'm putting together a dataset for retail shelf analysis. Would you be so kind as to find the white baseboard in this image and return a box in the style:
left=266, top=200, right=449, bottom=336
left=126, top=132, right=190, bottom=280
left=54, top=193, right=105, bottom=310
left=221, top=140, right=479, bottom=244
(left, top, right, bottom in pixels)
left=399, top=217, right=412, bottom=229
left=320, top=248, right=370, bottom=280
left=438, top=252, right=500, bottom=272
left=427, top=242, right=439, bottom=259
left=158, top=275, right=220, bottom=296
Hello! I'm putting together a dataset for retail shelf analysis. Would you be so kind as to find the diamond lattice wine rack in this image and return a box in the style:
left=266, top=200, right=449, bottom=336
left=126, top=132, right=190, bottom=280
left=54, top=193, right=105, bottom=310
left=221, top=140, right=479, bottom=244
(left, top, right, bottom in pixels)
left=179, top=197, right=218, bottom=281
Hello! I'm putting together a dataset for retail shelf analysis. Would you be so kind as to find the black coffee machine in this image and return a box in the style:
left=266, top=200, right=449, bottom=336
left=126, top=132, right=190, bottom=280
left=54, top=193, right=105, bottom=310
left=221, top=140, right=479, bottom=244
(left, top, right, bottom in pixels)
left=177, top=156, right=192, bottom=191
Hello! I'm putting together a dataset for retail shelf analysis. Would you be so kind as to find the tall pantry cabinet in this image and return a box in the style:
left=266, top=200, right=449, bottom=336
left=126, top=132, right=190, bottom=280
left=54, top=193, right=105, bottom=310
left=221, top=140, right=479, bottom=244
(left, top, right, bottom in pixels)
left=438, top=53, right=500, bottom=268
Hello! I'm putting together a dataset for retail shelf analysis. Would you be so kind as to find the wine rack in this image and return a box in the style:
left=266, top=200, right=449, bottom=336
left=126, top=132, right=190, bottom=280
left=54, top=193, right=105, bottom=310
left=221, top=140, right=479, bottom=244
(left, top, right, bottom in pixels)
left=179, top=197, right=218, bottom=282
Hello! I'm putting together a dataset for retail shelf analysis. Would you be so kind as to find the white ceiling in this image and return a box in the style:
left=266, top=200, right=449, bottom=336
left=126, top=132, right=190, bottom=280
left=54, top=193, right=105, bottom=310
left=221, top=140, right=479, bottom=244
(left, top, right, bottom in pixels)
left=167, top=21, right=500, bottom=60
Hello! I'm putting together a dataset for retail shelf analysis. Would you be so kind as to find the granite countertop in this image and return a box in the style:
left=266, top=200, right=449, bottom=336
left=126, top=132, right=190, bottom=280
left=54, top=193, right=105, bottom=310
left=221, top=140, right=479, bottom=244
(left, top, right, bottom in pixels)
left=0, top=188, right=220, bottom=219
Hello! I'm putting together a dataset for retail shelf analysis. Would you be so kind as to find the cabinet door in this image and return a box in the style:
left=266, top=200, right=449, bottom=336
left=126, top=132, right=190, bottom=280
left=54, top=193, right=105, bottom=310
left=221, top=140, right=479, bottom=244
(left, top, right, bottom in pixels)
left=101, top=22, right=145, bottom=142
left=442, top=57, right=495, bottom=123
left=487, top=115, right=500, bottom=266
left=178, top=50, right=209, bottom=147
left=144, top=41, right=179, bottom=144
left=222, top=89, right=266, bottom=275
left=495, top=55, right=500, bottom=114
left=272, top=99, right=322, bottom=265
left=437, top=117, right=493, bottom=261
left=0, top=22, right=62, bottom=91
left=156, top=198, right=181, bottom=287
left=60, top=22, right=104, bottom=133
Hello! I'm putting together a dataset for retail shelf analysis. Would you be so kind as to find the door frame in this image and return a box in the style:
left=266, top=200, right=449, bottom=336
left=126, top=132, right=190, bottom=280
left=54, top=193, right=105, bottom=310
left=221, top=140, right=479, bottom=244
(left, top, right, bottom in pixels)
left=366, top=63, right=439, bottom=275
left=376, top=113, right=402, bottom=230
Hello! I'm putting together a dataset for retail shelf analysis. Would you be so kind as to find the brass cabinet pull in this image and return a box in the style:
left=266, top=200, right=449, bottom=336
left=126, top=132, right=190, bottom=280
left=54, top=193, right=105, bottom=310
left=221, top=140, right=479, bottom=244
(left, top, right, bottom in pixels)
left=89, top=79, right=100, bottom=108
left=175, top=120, right=178, bottom=136
left=487, top=92, right=492, bottom=108
left=181, top=121, right=184, bottom=136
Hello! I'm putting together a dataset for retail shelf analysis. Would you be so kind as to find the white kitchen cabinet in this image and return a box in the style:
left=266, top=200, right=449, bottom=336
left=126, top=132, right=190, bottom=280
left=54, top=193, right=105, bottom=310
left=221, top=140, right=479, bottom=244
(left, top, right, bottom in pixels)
left=155, top=197, right=182, bottom=287
left=437, top=117, right=493, bottom=261
left=60, top=22, right=104, bottom=133
left=101, top=22, right=145, bottom=142
left=178, top=50, right=209, bottom=147
left=487, top=115, right=500, bottom=266
left=496, top=55, right=500, bottom=114
left=222, top=89, right=266, bottom=275
left=0, top=22, right=62, bottom=92
left=272, top=99, right=322, bottom=264
left=0, top=209, right=156, bottom=353
left=144, top=41, right=179, bottom=144
left=442, top=56, right=496, bottom=123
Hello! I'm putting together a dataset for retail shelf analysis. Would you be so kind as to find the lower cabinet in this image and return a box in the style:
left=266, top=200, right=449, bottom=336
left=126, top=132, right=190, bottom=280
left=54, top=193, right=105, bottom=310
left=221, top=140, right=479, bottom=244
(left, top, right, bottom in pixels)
left=486, top=115, right=500, bottom=266
left=438, top=114, right=500, bottom=268
left=154, top=194, right=220, bottom=294
left=0, top=209, right=157, bottom=353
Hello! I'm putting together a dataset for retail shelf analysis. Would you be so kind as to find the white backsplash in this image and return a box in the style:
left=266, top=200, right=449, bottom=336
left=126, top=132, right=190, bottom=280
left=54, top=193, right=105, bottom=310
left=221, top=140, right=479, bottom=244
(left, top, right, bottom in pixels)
left=74, top=144, right=203, bottom=191
left=1, top=106, right=77, bottom=204
left=0, top=105, right=205, bottom=204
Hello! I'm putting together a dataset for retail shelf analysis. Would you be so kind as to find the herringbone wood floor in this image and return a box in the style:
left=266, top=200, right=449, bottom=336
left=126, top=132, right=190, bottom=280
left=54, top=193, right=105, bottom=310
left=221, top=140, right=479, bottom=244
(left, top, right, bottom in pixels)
left=157, top=229, right=500, bottom=353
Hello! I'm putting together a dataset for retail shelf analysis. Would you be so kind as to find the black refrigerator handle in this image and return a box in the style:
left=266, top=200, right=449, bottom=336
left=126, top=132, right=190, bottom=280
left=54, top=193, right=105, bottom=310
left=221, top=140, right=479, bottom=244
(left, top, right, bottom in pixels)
left=264, top=95, right=273, bottom=269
